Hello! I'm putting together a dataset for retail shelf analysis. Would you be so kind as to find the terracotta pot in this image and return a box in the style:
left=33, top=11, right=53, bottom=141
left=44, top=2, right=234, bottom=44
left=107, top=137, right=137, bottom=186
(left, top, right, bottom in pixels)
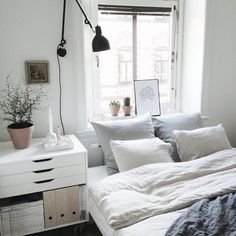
left=7, top=123, right=33, bottom=149
left=122, top=106, right=132, bottom=116
left=109, top=105, right=120, bottom=116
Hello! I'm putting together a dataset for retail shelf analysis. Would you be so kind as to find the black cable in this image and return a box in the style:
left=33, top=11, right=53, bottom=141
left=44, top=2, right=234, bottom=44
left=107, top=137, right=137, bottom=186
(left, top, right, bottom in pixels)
left=57, top=45, right=66, bottom=135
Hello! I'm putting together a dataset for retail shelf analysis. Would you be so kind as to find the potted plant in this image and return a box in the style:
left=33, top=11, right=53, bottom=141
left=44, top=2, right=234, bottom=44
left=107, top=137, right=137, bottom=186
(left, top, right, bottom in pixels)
left=0, top=76, right=45, bottom=149
left=122, top=97, right=132, bottom=116
left=109, top=100, right=120, bottom=116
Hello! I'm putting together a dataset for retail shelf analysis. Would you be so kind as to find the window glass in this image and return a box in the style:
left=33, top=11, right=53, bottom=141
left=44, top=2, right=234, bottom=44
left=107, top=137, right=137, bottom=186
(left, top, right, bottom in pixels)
left=97, top=6, right=175, bottom=115
left=99, top=14, right=133, bottom=112
left=137, top=15, right=171, bottom=104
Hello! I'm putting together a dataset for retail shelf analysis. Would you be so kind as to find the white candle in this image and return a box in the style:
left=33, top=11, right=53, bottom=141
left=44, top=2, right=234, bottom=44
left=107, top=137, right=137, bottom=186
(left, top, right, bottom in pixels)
left=48, top=107, right=53, bottom=133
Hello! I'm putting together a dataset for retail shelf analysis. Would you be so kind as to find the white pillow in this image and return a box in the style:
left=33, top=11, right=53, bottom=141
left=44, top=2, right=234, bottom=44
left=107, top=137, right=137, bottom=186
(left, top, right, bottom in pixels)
left=91, top=113, right=155, bottom=175
left=110, top=138, right=173, bottom=172
left=174, top=124, right=231, bottom=161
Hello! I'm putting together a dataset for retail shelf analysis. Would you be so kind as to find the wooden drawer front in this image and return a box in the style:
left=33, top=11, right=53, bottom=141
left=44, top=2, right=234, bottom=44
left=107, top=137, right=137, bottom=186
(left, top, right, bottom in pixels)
left=0, top=153, right=86, bottom=176
left=0, top=165, right=85, bottom=188
left=44, top=186, right=81, bottom=228
left=0, top=175, right=85, bottom=198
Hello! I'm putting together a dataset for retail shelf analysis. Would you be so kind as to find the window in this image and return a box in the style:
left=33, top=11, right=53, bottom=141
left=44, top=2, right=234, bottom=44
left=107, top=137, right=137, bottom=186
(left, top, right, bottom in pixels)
left=96, top=4, right=178, bottom=115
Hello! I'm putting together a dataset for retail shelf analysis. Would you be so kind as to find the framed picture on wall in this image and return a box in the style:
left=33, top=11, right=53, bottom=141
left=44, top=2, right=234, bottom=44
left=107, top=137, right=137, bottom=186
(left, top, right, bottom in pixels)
left=25, top=60, right=49, bottom=84
left=134, top=79, right=161, bottom=116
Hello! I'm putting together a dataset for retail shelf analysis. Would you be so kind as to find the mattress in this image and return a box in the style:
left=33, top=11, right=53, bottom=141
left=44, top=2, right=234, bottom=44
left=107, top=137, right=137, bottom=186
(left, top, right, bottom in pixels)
left=88, top=166, right=113, bottom=236
left=87, top=166, right=187, bottom=236
left=89, top=195, right=114, bottom=236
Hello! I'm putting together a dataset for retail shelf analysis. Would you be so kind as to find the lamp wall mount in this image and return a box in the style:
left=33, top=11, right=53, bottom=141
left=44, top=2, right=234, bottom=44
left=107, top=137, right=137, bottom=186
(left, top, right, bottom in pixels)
left=57, top=0, right=67, bottom=57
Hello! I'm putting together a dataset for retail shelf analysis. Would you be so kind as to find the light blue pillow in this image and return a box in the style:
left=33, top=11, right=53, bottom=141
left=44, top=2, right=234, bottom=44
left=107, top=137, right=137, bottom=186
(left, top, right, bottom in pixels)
left=152, top=113, right=203, bottom=162
left=91, top=113, right=155, bottom=175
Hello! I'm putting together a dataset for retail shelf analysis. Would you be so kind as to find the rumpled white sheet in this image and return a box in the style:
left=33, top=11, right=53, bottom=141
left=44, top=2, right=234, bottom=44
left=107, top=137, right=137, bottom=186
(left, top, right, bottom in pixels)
left=89, top=148, right=236, bottom=229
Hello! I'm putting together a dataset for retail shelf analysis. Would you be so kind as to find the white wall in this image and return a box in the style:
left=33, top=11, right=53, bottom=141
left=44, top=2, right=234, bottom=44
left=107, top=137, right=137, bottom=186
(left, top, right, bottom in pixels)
left=201, top=0, right=236, bottom=146
left=167, top=0, right=236, bottom=147
left=0, top=0, right=85, bottom=141
left=180, top=0, right=206, bottom=112
left=181, top=0, right=236, bottom=146
left=2, top=0, right=236, bottom=150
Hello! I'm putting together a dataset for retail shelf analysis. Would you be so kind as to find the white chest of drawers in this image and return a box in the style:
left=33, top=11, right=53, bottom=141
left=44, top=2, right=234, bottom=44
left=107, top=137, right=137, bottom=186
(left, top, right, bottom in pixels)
left=0, top=135, right=88, bottom=235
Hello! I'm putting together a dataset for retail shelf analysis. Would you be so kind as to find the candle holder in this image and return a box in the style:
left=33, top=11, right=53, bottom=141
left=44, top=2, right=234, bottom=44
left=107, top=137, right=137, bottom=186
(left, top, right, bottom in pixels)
left=45, top=107, right=57, bottom=146
left=43, top=107, right=74, bottom=152
left=45, top=132, right=57, bottom=146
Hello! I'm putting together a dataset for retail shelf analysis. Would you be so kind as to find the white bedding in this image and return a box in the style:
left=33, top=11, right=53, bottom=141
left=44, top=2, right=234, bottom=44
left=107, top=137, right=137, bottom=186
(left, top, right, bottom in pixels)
left=88, top=166, right=187, bottom=236
left=89, top=148, right=236, bottom=230
left=89, top=193, right=187, bottom=236
left=115, top=208, right=186, bottom=236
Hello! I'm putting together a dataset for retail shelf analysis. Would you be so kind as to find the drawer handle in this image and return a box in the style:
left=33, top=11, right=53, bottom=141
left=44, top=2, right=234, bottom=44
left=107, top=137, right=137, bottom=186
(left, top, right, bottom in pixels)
left=33, top=158, right=52, bottom=163
left=33, top=168, right=54, bottom=174
left=34, top=179, right=54, bottom=184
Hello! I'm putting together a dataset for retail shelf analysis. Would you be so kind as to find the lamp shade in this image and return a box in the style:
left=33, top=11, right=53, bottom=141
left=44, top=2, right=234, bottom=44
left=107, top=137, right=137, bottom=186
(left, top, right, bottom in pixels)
left=92, top=25, right=110, bottom=52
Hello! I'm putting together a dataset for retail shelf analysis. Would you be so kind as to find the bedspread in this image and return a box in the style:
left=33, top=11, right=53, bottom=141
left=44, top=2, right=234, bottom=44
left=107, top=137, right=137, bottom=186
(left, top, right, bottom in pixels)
left=89, top=148, right=236, bottom=229
left=165, top=192, right=236, bottom=236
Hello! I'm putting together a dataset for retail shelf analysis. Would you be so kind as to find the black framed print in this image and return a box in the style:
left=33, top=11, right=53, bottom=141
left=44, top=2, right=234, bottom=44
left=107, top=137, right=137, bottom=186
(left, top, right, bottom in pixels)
left=25, top=60, right=49, bottom=84
left=134, top=79, right=161, bottom=116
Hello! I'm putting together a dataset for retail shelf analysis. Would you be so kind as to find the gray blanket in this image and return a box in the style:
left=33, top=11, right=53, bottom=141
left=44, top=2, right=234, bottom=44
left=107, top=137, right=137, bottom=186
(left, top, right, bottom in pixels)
left=165, top=192, right=236, bottom=236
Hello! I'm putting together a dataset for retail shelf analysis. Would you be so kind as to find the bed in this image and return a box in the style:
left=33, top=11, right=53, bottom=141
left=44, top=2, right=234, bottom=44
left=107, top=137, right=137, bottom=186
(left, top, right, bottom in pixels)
left=88, top=113, right=236, bottom=235
left=88, top=148, right=236, bottom=235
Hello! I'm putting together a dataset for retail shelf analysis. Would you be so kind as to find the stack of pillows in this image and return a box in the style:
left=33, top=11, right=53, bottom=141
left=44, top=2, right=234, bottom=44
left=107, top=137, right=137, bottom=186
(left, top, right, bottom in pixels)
left=91, top=113, right=231, bottom=175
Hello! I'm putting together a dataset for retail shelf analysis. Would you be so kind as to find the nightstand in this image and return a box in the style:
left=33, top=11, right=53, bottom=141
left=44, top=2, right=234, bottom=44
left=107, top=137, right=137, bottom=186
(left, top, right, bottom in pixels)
left=0, top=135, right=88, bottom=236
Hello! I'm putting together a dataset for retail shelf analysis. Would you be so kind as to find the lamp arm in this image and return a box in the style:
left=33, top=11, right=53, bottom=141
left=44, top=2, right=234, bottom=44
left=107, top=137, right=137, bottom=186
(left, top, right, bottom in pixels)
left=74, top=0, right=95, bottom=33
left=57, top=0, right=97, bottom=57
left=59, top=0, right=67, bottom=46
left=59, top=0, right=95, bottom=46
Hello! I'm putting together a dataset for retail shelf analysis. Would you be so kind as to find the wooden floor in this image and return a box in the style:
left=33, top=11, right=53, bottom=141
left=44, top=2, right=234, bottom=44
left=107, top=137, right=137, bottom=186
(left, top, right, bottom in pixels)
left=31, top=222, right=102, bottom=236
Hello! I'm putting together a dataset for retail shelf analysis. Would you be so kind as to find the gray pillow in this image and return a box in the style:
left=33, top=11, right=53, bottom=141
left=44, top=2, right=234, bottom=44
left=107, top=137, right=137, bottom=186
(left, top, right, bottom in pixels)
left=91, top=113, right=155, bottom=175
left=152, top=113, right=203, bottom=162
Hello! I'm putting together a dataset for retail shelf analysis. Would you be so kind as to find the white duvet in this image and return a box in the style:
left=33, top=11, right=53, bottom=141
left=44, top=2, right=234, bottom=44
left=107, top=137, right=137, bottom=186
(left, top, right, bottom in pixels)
left=89, top=148, right=236, bottom=229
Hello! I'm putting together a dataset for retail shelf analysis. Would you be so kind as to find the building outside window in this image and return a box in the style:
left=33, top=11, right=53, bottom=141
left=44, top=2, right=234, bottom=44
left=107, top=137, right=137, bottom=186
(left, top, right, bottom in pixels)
left=118, top=48, right=132, bottom=83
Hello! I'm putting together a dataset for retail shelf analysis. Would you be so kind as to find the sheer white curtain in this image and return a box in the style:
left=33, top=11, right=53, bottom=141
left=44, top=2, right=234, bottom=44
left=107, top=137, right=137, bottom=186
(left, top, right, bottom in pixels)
left=73, top=0, right=99, bottom=131
left=82, top=0, right=100, bottom=123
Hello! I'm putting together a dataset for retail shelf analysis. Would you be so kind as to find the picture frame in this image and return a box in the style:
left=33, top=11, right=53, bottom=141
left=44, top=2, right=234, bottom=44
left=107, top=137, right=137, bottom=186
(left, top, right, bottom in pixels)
left=25, top=60, right=49, bottom=84
left=134, top=79, right=161, bottom=116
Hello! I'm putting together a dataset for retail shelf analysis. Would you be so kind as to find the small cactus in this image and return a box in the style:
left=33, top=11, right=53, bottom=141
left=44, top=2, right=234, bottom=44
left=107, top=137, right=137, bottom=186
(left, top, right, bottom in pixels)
left=123, top=97, right=130, bottom=106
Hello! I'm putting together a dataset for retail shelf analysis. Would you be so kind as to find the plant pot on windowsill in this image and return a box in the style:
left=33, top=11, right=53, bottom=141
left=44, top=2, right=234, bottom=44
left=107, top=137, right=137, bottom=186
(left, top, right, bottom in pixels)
left=122, top=105, right=132, bottom=116
left=122, top=97, right=132, bottom=116
left=109, top=105, right=120, bottom=116
left=109, top=100, right=121, bottom=116
left=7, top=122, right=34, bottom=149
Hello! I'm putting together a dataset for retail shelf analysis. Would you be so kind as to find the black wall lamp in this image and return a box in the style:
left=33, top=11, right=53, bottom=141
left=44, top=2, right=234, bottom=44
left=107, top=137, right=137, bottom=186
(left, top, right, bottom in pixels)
left=56, top=0, right=110, bottom=136
left=57, top=0, right=110, bottom=57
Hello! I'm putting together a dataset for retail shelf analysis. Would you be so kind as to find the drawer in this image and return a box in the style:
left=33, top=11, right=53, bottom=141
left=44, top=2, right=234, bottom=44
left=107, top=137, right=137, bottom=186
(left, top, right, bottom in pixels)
left=0, top=175, right=86, bottom=198
left=0, top=165, right=85, bottom=188
left=0, top=153, right=86, bottom=176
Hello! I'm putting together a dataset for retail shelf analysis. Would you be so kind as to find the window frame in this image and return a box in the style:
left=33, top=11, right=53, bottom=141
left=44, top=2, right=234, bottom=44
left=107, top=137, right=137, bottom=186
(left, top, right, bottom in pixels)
left=88, top=0, right=183, bottom=120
